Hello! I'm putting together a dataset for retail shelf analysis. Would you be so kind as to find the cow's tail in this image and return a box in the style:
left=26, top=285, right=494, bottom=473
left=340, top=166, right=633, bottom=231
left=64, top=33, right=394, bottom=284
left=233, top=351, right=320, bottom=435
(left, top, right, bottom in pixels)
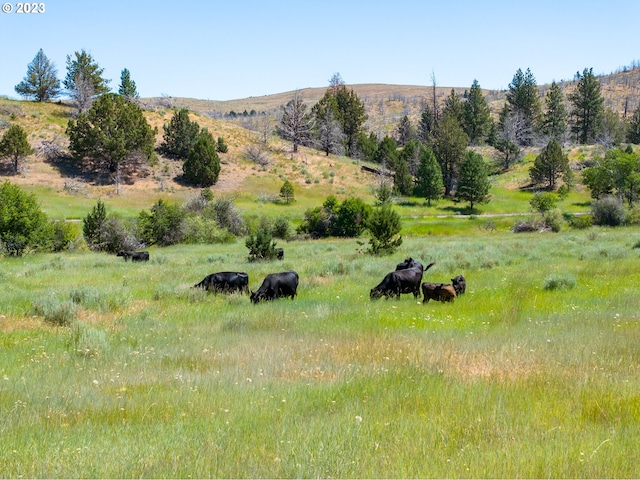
left=424, top=261, right=436, bottom=272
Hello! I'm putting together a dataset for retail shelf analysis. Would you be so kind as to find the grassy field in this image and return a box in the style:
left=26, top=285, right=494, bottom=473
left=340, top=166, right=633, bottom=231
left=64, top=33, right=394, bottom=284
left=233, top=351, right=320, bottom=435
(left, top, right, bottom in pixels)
left=2, top=229, right=640, bottom=477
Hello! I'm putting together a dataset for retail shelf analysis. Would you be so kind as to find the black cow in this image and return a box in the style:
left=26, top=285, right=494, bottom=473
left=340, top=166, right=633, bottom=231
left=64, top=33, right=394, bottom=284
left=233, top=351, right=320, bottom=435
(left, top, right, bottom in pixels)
left=452, top=275, right=466, bottom=295
left=370, top=259, right=435, bottom=300
left=250, top=270, right=299, bottom=304
left=194, top=271, right=249, bottom=294
left=117, top=251, right=149, bottom=262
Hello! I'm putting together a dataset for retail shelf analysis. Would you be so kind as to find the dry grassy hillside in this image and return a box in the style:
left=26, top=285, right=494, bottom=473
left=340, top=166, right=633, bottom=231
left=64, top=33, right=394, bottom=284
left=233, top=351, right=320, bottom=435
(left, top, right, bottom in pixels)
left=0, top=67, right=638, bottom=203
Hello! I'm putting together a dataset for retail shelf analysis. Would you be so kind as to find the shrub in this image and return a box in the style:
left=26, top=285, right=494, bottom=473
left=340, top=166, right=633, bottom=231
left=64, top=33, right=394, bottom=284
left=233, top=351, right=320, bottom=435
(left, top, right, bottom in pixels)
left=543, top=273, right=576, bottom=291
left=138, top=199, right=185, bottom=246
left=530, top=192, right=558, bottom=213
left=279, top=180, right=295, bottom=204
left=569, top=214, right=593, bottom=229
left=542, top=208, right=563, bottom=232
left=50, top=219, right=80, bottom=252
left=33, top=297, right=76, bottom=326
left=591, top=196, right=626, bottom=227
left=365, top=205, right=403, bottom=255
left=272, top=215, right=292, bottom=240
left=246, top=217, right=279, bottom=261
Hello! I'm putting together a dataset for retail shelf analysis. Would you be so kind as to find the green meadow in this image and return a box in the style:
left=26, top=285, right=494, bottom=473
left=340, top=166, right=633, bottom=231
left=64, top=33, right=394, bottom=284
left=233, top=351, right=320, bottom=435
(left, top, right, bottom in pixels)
left=2, top=228, right=640, bottom=477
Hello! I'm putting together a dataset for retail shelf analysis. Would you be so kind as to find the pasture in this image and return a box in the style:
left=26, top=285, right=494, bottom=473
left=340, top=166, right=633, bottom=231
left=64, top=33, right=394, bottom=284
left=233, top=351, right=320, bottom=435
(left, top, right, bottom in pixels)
left=1, top=229, right=640, bottom=477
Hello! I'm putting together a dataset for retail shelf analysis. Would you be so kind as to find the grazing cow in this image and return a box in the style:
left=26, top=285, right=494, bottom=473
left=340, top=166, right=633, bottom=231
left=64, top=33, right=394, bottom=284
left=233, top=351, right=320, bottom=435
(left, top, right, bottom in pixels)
left=250, top=270, right=299, bottom=304
left=276, top=248, right=284, bottom=260
left=117, top=251, right=149, bottom=262
left=421, top=282, right=457, bottom=303
left=452, top=275, right=466, bottom=295
left=370, top=259, right=435, bottom=300
left=194, top=271, right=249, bottom=294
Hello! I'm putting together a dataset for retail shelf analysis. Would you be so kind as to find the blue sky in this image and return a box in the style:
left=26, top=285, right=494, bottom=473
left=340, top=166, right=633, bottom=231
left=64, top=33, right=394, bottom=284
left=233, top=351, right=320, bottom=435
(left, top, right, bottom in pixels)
left=1, top=0, right=638, bottom=101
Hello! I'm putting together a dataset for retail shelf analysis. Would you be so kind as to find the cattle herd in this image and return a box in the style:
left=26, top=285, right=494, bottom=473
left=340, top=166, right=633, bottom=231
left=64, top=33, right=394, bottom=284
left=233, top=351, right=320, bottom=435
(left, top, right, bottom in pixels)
left=117, top=250, right=465, bottom=304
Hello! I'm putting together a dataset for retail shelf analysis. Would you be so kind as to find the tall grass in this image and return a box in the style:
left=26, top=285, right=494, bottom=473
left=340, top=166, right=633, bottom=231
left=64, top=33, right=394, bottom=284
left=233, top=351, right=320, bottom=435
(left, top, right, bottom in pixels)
left=1, top=228, right=639, bottom=477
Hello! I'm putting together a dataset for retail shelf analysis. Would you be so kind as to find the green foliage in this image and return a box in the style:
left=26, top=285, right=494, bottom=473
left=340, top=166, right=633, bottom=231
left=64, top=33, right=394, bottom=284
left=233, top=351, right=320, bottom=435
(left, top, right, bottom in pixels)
left=216, top=136, right=228, bottom=153
left=568, top=214, right=593, bottom=229
left=530, top=191, right=558, bottom=213
left=0, top=181, right=52, bottom=256
left=49, top=219, right=79, bottom=252
left=543, top=272, right=576, bottom=290
left=542, top=81, right=568, bottom=140
left=505, top=68, right=542, bottom=144
left=66, top=93, right=156, bottom=176
left=394, top=141, right=416, bottom=196
left=245, top=217, right=279, bottom=261
left=118, top=68, right=139, bottom=99
left=83, top=199, right=107, bottom=248
left=463, top=79, right=492, bottom=145
left=279, top=179, right=295, bottom=204
left=581, top=148, right=640, bottom=205
left=414, top=145, right=443, bottom=205
left=590, top=196, right=626, bottom=226
left=374, top=135, right=398, bottom=167
left=0, top=124, right=34, bottom=173
left=433, top=111, right=469, bottom=196
left=64, top=49, right=111, bottom=96
left=138, top=199, right=185, bottom=246
left=14, top=49, right=61, bottom=102
left=271, top=215, right=292, bottom=240
left=334, top=86, right=367, bottom=157
left=32, top=296, right=76, bottom=326
left=455, top=150, right=491, bottom=209
left=374, top=182, right=393, bottom=206
left=542, top=208, right=564, bottom=232
left=356, top=131, right=378, bottom=162
left=297, top=195, right=370, bottom=238
left=569, top=68, right=604, bottom=144
left=365, top=204, right=403, bottom=255
left=529, top=139, right=569, bottom=189
left=182, top=130, right=221, bottom=187
left=627, top=103, right=640, bottom=144
left=160, top=108, right=201, bottom=159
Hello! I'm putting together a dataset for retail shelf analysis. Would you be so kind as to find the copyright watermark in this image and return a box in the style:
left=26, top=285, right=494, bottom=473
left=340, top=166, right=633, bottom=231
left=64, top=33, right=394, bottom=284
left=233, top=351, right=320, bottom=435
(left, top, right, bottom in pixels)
left=2, top=3, right=46, bottom=13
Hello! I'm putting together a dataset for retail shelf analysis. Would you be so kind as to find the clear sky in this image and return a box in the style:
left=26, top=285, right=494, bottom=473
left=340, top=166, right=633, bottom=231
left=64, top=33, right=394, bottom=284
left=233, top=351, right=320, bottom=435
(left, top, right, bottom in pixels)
left=1, top=0, right=638, bottom=101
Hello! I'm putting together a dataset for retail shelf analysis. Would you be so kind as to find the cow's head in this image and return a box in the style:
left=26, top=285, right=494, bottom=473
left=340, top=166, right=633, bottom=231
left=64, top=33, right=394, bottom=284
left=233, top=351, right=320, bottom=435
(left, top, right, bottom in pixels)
left=370, top=288, right=383, bottom=300
left=250, top=290, right=266, bottom=304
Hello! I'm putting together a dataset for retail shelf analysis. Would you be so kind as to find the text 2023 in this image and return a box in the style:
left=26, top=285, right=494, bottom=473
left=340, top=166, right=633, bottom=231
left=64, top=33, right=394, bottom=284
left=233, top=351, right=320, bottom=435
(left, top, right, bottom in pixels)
left=16, top=2, right=45, bottom=13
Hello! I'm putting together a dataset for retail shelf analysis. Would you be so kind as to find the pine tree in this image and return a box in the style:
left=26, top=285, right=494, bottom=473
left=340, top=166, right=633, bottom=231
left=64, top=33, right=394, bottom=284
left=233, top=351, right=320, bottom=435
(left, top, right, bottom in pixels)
left=462, top=80, right=491, bottom=145
left=568, top=68, right=604, bottom=144
left=64, top=49, right=110, bottom=96
left=542, top=81, right=568, bottom=140
left=82, top=199, right=107, bottom=248
left=627, top=104, right=640, bottom=144
left=182, top=130, right=220, bottom=187
left=443, top=89, right=465, bottom=126
left=279, top=180, right=295, bottom=204
left=14, top=49, right=61, bottom=102
left=334, top=86, right=367, bottom=157
left=414, top=146, right=443, bottom=206
left=276, top=91, right=313, bottom=153
left=505, top=68, right=542, bottom=145
left=432, top=112, right=469, bottom=196
left=366, top=205, right=403, bottom=256
left=0, top=124, right=34, bottom=174
left=66, top=93, right=156, bottom=182
left=529, top=139, right=569, bottom=189
left=396, top=115, right=414, bottom=147
left=118, top=68, right=139, bottom=99
left=455, top=150, right=491, bottom=210
left=160, top=108, right=201, bottom=159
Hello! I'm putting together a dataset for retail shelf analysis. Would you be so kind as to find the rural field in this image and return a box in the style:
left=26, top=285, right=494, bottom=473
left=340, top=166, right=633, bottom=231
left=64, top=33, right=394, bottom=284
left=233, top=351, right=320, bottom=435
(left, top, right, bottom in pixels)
left=2, top=227, right=640, bottom=477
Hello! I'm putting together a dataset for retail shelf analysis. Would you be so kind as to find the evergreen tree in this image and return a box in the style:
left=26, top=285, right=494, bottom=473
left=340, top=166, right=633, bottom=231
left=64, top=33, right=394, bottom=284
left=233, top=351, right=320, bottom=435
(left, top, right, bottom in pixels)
left=627, top=103, right=640, bottom=144
left=276, top=91, right=313, bottom=153
left=63, top=49, right=111, bottom=96
left=183, top=130, right=220, bottom=187
left=314, top=108, right=345, bottom=156
left=138, top=199, right=185, bottom=246
left=529, top=139, right=569, bottom=189
left=393, top=156, right=413, bottom=196
left=366, top=205, right=403, bottom=256
left=118, top=68, right=139, bottom=99
left=396, top=115, right=414, bottom=147
left=66, top=93, right=156, bottom=182
left=414, top=146, right=443, bottom=206
left=279, top=179, right=295, bottom=204
left=160, top=108, right=201, bottom=159
left=374, top=135, right=398, bottom=169
left=334, top=86, right=367, bottom=157
left=0, top=181, right=52, bottom=256
left=582, top=148, right=640, bottom=205
left=432, top=112, right=469, bottom=196
left=14, top=49, right=61, bottom=102
left=418, top=103, right=435, bottom=144
left=216, top=136, right=228, bottom=153
left=455, top=150, right=491, bottom=209
left=494, top=103, right=524, bottom=169
left=569, top=68, right=604, bottom=144
left=505, top=68, right=542, bottom=145
left=462, top=80, right=491, bottom=145
left=356, top=132, right=378, bottom=163
left=246, top=217, right=279, bottom=261
left=0, top=124, right=34, bottom=174
left=542, top=81, right=568, bottom=140
left=331, top=197, right=371, bottom=237
left=82, top=199, right=108, bottom=249
left=442, top=89, right=465, bottom=126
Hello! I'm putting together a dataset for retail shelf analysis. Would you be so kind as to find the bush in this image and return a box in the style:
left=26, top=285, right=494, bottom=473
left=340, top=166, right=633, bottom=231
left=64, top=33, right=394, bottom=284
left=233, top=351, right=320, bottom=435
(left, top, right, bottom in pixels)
left=542, top=208, right=563, bottom=232
left=569, top=214, right=593, bottom=229
left=271, top=215, right=292, bottom=240
left=591, top=196, right=626, bottom=227
left=365, top=205, right=403, bottom=255
left=543, top=273, right=576, bottom=291
left=50, top=219, right=80, bottom=252
left=138, top=199, right=185, bottom=246
left=33, top=297, right=76, bottom=326
left=246, top=217, right=279, bottom=261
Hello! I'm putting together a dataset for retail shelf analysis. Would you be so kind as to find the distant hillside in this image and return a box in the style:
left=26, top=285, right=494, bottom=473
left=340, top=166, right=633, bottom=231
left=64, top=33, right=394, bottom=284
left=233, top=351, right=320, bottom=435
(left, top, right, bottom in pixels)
left=141, top=67, right=640, bottom=136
